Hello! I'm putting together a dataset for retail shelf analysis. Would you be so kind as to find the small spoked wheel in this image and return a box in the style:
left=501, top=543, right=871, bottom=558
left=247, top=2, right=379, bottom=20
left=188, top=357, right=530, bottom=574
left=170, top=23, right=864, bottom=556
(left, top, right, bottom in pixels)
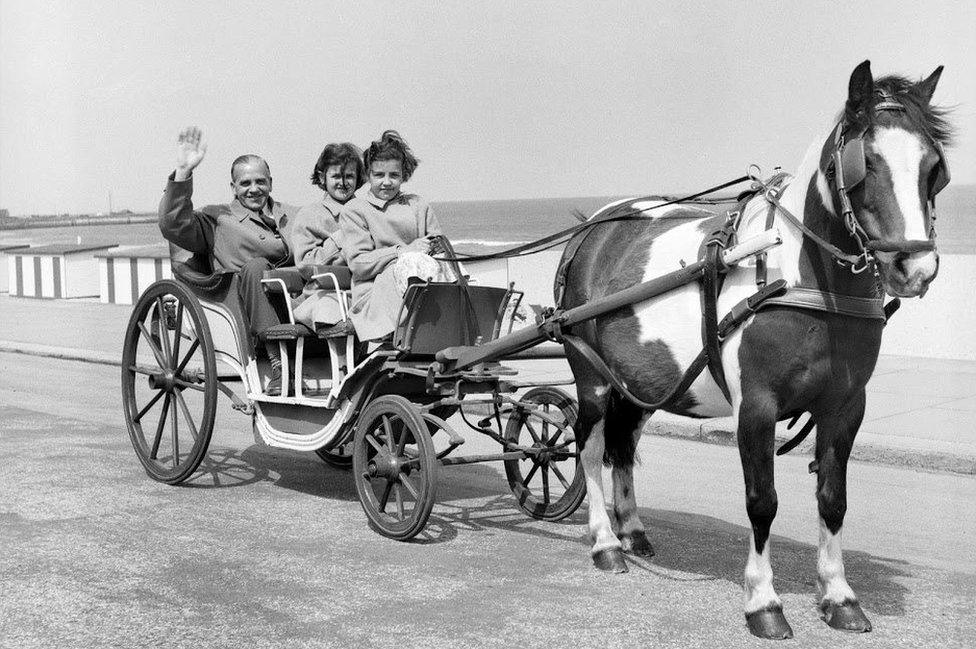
left=504, top=386, right=585, bottom=521
left=352, top=395, right=437, bottom=540
left=121, top=280, right=217, bottom=484
left=315, top=442, right=353, bottom=469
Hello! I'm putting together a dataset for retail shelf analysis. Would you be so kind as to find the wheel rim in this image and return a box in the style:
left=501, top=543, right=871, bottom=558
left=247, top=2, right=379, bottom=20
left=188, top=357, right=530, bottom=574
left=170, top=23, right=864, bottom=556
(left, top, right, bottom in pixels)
left=315, top=443, right=353, bottom=469
left=504, top=387, right=585, bottom=521
left=121, top=280, right=217, bottom=484
left=353, top=395, right=436, bottom=540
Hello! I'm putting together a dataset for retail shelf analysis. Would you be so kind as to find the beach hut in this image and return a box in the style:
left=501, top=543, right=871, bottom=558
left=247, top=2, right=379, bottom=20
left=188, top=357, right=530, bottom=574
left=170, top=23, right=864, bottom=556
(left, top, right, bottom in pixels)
left=6, top=243, right=117, bottom=299
left=0, top=243, right=30, bottom=293
left=95, top=243, right=171, bottom=305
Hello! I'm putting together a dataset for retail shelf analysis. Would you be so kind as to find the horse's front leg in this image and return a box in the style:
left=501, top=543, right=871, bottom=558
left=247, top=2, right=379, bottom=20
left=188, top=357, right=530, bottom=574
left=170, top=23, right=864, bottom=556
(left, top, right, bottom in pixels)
left=815, top=391, right=872, bottom=633
left=738, top=396, right=794, bottom=640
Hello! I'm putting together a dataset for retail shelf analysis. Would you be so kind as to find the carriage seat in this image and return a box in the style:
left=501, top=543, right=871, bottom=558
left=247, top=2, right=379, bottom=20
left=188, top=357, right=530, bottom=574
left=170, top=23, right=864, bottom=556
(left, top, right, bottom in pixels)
left=171, top=256, right=237, bottom=301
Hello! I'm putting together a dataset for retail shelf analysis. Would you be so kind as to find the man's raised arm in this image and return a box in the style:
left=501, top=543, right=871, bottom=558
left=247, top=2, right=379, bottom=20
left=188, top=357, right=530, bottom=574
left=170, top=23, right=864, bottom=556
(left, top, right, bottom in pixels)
left=158, top=126, right=213, bottom=255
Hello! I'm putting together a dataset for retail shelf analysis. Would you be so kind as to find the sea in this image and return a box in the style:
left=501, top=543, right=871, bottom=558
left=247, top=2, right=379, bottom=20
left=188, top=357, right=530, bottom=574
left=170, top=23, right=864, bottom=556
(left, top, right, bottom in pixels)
left=2, top=187, right=974, bottom=255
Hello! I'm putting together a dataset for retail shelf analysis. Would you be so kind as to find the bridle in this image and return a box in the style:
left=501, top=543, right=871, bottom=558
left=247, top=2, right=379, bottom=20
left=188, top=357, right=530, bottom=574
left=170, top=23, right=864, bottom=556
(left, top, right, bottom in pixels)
left=763, top=91, right=950, bottom=275
left=822, top=91, right=950, bottom=270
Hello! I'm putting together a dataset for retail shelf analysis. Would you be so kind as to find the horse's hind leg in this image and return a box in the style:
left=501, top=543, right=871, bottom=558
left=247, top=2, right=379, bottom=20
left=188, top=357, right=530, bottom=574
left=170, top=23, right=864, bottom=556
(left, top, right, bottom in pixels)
left=607, top=393, right=655, bottom=558
left=815, top=391, right=872, bottom=633
left=738, top=396, right=794, bottom=640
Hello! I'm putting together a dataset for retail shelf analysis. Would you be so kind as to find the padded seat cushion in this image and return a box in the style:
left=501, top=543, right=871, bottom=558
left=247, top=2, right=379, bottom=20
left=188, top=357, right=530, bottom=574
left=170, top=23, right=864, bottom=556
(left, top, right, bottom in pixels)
left=302, top=265, right=352, bottom=291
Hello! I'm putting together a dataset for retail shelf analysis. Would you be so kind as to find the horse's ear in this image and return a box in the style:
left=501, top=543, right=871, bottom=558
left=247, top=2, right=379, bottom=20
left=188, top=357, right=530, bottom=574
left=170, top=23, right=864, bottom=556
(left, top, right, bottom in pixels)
left=916, top=65, right=944, bottom=104
left=846, top=60, right=874, bottom=121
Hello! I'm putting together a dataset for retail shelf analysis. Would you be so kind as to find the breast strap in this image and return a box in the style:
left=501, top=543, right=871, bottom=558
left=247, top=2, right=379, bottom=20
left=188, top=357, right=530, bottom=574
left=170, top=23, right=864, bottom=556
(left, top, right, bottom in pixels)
left=756, top=286, right=887, bottom=321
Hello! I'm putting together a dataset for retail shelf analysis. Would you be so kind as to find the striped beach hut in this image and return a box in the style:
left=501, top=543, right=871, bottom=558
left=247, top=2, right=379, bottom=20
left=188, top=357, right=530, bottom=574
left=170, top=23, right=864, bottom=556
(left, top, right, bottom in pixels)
left=0, top=243, right=30, bottom=293
left=6, top=243, right=117, bottom=299
left=96, top=243, right=171, bottom=304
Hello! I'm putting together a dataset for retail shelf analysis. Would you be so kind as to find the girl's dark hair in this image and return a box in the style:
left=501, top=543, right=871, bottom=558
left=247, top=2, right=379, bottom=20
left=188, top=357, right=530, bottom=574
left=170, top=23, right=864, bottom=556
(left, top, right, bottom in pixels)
left=310, top=142, right=366, bottom=190
left=364, top=130, right=420, bottom=181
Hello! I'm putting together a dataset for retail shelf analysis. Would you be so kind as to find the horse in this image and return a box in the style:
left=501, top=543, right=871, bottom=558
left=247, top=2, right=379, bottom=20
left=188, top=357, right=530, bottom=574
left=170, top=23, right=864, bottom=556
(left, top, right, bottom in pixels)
left=558, top=60, right=952, bottom=639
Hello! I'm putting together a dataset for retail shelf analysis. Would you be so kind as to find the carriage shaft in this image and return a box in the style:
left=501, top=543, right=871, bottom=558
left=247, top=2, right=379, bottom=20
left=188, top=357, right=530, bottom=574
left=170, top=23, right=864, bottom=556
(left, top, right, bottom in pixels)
left=438, top=260, right=707, bottom=372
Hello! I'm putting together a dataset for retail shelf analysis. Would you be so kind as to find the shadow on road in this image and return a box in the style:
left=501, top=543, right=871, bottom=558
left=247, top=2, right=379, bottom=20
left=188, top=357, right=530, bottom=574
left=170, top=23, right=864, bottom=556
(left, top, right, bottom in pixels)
left=623, top=507, right=911, bottom=617
left=182, top=444, right=357, bottom=500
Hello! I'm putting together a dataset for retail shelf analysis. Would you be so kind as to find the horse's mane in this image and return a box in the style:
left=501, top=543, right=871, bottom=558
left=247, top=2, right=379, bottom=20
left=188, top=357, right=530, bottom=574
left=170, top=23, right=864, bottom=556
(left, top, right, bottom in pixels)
left=842, top=74, right=954, bottom=145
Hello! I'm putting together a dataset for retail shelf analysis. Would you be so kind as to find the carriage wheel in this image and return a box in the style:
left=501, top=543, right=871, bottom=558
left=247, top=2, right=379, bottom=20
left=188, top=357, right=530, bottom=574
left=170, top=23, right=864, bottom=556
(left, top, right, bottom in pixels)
left=315, top=443, right=353, bottom=469
left=504, top=386, right=586, bottom=521
left=121, top=280, right=217, bottom=485
left=352, top=395, right=437, bottom=540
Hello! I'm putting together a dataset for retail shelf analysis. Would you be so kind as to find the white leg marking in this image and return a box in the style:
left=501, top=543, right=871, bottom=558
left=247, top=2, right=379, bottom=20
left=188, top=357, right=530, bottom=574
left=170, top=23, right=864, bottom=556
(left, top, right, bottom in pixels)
left=817, top=518, right=857, bottom=605
left=744, top=537, right=781, bottom=613
left=581, top=421, right=619, bottom=554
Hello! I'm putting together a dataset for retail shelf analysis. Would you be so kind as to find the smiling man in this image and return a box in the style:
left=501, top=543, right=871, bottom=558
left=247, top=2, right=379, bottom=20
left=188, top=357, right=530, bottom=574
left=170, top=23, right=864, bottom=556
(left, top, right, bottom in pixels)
left=158, top=126, right=298, bottom=395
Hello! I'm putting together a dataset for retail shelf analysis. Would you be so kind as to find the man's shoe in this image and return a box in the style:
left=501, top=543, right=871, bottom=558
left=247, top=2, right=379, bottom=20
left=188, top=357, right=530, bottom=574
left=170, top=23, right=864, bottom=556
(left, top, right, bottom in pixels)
left=316, top=319, right=356, bottom=339
left=265, top=365, right=283, bottom=396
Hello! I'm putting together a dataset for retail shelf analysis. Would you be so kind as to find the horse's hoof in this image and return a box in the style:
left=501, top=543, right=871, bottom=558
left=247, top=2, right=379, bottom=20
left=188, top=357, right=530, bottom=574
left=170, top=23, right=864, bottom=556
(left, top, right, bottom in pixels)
left=820, top=600, right=872, bottom=633
left=592, top=547, right=628, bottom=573
left=621, top=531, right=655, bottom=557
left=745, top=606, right=794, bottom=640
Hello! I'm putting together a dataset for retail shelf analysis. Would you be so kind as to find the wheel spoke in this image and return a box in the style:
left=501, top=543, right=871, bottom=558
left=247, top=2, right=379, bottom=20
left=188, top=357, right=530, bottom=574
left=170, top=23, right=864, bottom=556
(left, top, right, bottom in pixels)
left=550, top=462, right=571, bottom=490
left=542, top=466, right=551, bottom=504
left=134, top=389, right=166, bottom=423
left=156, top=297, right=173, bottom=365
left=524, top=420, right=541, bottom=444
left=138, top=322, right=168, bottom=368
left=175, top=338, right=200, bottom=375
left=171, top=302, right=184, bottom=363
left=365, top=432, right=385, bottom=454
left=378, top=479, right=394, bottom=513
left=174, top=390, right=199, bottom=441
left=522, top=460, right=541, bottom=487
left=171, top=402, right=180, bottom=467
left=395, top=424, right=409, bottom=456
left=381, top=415, right=396, bottom=450
left=541, top=404, right=550, bottom=442
left=149, top=394, right=171, bottom=460
left=394, top=483, right=405, bottom=519
left=399, top=473, right=419, bottom=499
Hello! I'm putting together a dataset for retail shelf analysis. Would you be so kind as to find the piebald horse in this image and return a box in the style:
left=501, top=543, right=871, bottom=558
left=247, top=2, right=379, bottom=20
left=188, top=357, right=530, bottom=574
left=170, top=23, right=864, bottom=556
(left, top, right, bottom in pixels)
left=560, top=61, right=951, bottom=639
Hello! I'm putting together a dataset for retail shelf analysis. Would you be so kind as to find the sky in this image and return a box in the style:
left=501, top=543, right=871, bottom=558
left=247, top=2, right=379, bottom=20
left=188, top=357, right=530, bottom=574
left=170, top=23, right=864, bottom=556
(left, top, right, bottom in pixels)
left=1, top=1, right=974, bottom=216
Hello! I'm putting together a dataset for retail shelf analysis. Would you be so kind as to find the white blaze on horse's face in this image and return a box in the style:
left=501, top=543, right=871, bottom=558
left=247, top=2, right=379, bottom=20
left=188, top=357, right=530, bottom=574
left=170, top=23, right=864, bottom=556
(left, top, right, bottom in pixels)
left=867, top=127, right=940, bottom=297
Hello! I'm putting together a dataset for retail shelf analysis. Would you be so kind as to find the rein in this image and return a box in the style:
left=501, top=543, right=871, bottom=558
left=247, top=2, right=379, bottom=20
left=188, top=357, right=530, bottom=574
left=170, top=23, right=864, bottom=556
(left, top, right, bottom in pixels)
left=436, top=175, right=753, bottom=263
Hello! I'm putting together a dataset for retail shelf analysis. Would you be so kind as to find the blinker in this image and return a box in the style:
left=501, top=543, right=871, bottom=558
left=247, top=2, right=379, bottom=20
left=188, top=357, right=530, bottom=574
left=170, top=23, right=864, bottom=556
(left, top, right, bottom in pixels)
left=834, top=135, right=950, bottom=199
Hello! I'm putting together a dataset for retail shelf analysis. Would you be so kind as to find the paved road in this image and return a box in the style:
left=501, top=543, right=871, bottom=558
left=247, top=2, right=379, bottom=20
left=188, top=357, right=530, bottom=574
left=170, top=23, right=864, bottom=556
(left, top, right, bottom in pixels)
left=1, top=352, right=974, bottom=648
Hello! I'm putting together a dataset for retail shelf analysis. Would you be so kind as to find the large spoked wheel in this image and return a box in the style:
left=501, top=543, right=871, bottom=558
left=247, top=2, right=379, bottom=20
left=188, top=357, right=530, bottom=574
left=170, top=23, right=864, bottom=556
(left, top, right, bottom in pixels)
left=352, top=395, right=437, bottom=540
left=504, top=386, right=585, bottom=521
left=122, top=280, right=218, bottom=485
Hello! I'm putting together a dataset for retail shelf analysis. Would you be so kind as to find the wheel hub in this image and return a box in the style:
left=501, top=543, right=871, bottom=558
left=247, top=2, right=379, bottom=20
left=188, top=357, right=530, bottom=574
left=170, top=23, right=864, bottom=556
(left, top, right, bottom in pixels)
left=148, top=369, right=177, bottom=392
left=367, top=452, right=410, bottom=481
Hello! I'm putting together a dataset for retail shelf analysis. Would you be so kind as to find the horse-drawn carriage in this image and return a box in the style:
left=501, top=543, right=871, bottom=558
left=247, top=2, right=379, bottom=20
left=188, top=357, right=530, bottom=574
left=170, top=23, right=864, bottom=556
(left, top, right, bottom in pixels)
left=123, top=60, right=951, bottom=640
left=121, top=239, right=588, bottom=540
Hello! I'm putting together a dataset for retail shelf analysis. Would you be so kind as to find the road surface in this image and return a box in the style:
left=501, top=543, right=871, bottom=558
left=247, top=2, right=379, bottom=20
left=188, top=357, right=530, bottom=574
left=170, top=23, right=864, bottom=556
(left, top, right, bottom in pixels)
left=1, top=352, right=974, bottom=648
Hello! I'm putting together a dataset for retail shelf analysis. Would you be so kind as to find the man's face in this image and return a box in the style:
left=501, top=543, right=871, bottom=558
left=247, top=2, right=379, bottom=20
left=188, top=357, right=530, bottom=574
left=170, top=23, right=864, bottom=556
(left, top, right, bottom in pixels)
left=231, top=161, right=272, bottom=212
left=368, top=159, right=403, bottom=202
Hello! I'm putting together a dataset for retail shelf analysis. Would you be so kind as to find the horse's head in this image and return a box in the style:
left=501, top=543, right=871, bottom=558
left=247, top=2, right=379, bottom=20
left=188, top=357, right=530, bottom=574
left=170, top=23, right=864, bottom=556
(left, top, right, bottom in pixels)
left=822, top=60, right=952, bottom=297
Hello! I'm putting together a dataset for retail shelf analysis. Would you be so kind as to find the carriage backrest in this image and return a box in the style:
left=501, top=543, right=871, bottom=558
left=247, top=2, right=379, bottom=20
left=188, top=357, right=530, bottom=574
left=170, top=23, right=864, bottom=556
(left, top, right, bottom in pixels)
left=394, top=282, right=515, bottom=358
